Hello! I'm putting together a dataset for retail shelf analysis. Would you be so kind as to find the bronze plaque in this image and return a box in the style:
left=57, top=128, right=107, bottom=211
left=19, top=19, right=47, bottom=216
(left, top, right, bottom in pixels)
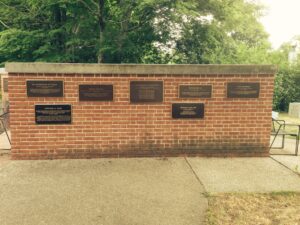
left=27, top=80, right=63, bottom=97
left=179, top=85, right=212, bottom=98
left=172, top=103, right=204, bottom=119
left=79, top=85, right=113, bottom=101
left=35, top=105, right=71, bottom=124
left=227, top=82, right=260, bottom=98
left=3, top=78, right=8, bottom=92
left=130, top=81, right=163, bottom=103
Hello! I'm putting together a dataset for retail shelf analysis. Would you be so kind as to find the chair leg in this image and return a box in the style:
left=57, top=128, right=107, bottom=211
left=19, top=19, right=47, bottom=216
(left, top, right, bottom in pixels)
left=282, top=135, right=285, bottom=148
left=295, top=139, right=299, bottom=156
left=296, top=128, right=300, bottom=156
left=270, top=124, right=282, bottom=149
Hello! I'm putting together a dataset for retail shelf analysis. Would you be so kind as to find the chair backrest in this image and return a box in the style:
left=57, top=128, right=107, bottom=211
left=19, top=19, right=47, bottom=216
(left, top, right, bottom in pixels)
left=272, top=118, right=286, bottom=133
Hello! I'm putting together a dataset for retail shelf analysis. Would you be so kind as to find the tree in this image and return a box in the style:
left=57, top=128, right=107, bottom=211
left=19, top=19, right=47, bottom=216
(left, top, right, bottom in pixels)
left=0, top=0, right=272, bottom=65
left=271, top=37, right=300, bottom=111
left=159, top=0, right=272, bottom=64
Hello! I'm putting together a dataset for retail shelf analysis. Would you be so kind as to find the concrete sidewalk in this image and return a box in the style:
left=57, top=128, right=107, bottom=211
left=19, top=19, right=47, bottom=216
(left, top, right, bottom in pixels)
left=270, top=136, right=300, bottom=174
left=271, top=155, right=300, bottom=174
left=1, top=133, right=300, bottom=225
left=0, top=131, right=10, bottom=150
left=0, top=131, right=10, bottom=167
left=187, top=157, right=300, bottom=193
left=0, top=158, right=207, bottom=225
left=1, top=157, right=300, bottom=225
left=270, top=136, right=298, bottom=155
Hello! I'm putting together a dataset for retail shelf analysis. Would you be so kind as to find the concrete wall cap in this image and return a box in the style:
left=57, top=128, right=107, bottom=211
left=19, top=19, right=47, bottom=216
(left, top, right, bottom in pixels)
left=5, top=62, right=277, bottom=75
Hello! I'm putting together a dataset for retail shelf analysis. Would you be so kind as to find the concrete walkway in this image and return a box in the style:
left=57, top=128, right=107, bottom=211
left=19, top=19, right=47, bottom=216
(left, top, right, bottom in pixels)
left=1, top=157, right=300, bottom=225
left=270, top=136, right=300, bottom=174
left=187, top=157, right=300, bottom=193
left=270, top=136, right=298, bottom=155
left=0, top=131, right=10, bottom=168
left=0, top=131, right=10, bottom=150
left=271, top=155, right=300, bottom=174
left=0, top=158, right=207, bottom=225
left=1, top=135, right=300, bottom=224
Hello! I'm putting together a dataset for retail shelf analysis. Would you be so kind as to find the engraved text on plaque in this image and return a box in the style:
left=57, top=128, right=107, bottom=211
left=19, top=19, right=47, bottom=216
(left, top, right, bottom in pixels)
left=179, top=85, right=212, bottom=98
left=227, top=82, right=260, bottom=98
left=79, top=85, right=113, bottom=101
left=172, top=103, right=204, bottom=119
left=35, top=105, right=71, bottom=124
left=27, top=80, right=63, bottom=97
left=130, top=81, right=163, bottom=103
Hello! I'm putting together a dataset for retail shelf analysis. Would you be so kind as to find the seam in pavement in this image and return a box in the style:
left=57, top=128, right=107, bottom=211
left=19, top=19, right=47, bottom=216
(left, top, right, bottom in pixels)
left=270, top=156, right=300, bottom=177
left=184, top=157, right=207, bottom=193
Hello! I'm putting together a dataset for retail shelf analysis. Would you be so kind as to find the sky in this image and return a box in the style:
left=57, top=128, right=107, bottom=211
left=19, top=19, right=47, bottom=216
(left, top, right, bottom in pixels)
left=258, top=0, right=300, bottom=49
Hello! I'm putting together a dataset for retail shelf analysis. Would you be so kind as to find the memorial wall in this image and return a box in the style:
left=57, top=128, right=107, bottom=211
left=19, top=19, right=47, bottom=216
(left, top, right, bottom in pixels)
left=5, top=63, right=276, bottom=159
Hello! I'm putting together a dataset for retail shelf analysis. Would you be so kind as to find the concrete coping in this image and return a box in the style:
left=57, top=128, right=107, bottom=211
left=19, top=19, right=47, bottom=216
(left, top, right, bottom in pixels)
left=5, top=63, right=277, bottom=75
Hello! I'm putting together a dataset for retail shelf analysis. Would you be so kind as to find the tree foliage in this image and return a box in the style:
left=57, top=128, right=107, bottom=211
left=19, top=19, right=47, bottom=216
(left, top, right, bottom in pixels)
left=4, top=0, right=300, bottom=112
left=0, top=0, right=272, bottom=65
left=273, top=67, right=300, bottom=111
left=272, top=37, right=300, bottom=111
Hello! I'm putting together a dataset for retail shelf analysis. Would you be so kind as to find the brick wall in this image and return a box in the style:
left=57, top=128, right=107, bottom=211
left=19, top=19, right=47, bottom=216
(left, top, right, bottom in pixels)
left=6, top=64, right=276, bottom=159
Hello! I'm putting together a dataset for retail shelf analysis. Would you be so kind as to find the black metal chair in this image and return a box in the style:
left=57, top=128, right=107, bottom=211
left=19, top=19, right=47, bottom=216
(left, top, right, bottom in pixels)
left=270, top=118, right=300, bottom=155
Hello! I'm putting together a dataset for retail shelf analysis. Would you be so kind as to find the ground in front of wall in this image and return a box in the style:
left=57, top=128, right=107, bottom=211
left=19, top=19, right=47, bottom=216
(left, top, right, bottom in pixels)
left=206, top=192, right=300, bottom=225
left=0, top=150, right=10, bottom=168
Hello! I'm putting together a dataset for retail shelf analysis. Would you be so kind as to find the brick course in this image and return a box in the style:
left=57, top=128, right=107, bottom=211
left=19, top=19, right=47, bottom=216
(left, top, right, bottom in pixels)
left=6, top=64, right=275, bottom=160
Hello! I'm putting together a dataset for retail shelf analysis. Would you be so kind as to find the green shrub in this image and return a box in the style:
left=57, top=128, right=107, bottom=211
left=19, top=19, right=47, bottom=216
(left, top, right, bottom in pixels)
left=273, top=66, right=300, bottom=111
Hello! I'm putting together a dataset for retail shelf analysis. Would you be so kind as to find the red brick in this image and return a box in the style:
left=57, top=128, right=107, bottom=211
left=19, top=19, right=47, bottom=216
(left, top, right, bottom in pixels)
left=8, top=73, right=274, bottom=159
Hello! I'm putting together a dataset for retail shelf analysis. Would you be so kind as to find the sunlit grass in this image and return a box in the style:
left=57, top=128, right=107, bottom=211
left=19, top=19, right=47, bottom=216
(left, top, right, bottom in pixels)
left=273, top=113, right=300, bottom=138
left=278, top=113, right=300, bottom=124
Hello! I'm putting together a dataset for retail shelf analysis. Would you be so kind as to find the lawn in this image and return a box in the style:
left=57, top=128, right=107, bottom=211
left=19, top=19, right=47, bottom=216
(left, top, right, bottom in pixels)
left=273, top=113, right=300, bottom=137
left=278, top=113, right=300, bottom=125
left=206, top=192, right=300, bottom=225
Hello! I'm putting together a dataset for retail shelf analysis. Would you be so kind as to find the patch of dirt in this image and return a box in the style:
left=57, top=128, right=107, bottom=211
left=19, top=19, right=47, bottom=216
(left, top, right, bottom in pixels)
left=206, top=193, right=300, bottom=225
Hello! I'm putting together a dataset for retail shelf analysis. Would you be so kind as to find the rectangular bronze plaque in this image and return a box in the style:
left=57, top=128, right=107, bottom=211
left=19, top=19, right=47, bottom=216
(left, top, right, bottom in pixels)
left=35, top=105, right=71, bottom=124
left=27, top=80, right=63, bottom=97
left=227, top=82, right=260, bottom=98
left=3, top=78, right=8, bottom=92
left=130, top=81, right=163, bottom=103
left=79, top=85, right=113, bottom=101
left=172, top=103, right=204, bottom=119
left=179, top=85, right=212, bottom=98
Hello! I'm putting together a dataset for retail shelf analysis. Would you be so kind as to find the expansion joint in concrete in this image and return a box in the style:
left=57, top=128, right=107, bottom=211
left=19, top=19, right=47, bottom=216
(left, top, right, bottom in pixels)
left=270, top=156, right=300, bottom=178
left=184, top=157, right=207, bottom=193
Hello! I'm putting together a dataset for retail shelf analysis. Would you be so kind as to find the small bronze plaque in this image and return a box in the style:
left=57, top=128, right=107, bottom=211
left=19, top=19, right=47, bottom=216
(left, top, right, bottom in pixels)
left=179, top=85, right=212, bottom=98
left=27, top=80, right=63, bottom=97
left=130, top=81, right=163, bottom=103
left=3, top=78, right=8, bottom=92
left=227, top=82, right=260, bottom=98
left=172, top=103, right=204, bottom=119
left=35, top=105, right=71, bottom=124
left=79, top=85, right=113, bottom=101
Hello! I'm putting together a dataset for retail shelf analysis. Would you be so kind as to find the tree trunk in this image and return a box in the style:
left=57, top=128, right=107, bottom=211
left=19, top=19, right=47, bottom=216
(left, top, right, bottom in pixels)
left=98, top=0, right=105, bottom=63
left=53, top=4, right=67, bottom=56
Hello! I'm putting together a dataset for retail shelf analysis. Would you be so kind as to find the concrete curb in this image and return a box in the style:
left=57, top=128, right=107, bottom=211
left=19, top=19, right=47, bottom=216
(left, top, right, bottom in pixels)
left=5, top=63, right=277, bottom=75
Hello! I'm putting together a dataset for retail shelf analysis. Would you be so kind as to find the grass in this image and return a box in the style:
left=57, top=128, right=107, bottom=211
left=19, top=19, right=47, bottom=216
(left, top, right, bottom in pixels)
left=278, top=113, right=300, bottom=125
left=273, top=113, right=300, bottom=137
left=205, top=192, right=300, bottom=225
